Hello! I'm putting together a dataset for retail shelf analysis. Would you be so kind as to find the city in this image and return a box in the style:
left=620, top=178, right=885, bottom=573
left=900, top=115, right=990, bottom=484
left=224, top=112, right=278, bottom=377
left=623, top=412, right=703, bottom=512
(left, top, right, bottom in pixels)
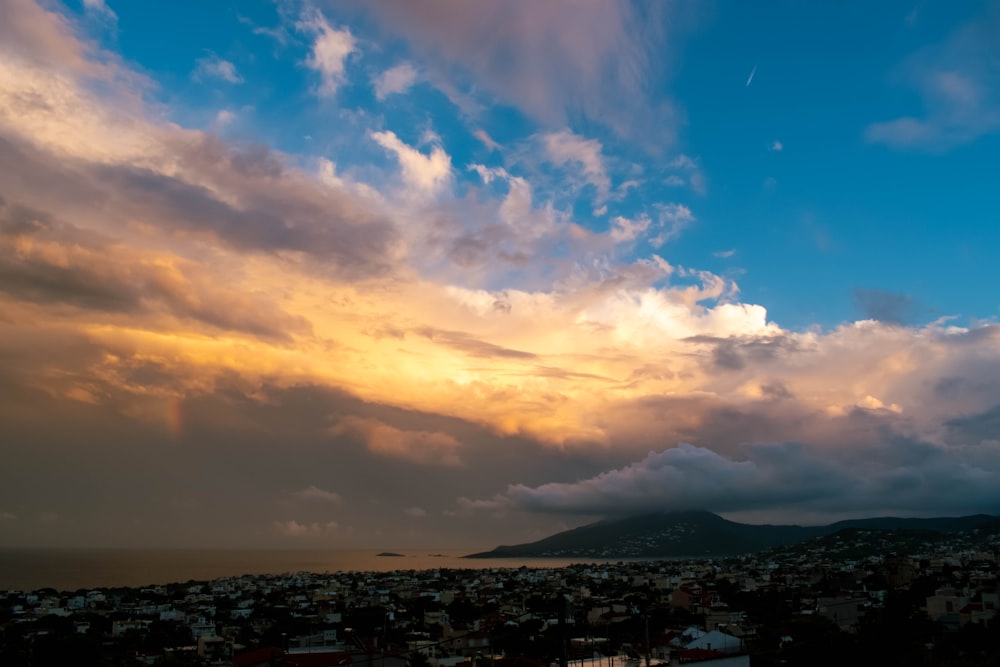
left=3, top=1, right=1000, bottom=666
left=3, top=523, right=999, bottom=666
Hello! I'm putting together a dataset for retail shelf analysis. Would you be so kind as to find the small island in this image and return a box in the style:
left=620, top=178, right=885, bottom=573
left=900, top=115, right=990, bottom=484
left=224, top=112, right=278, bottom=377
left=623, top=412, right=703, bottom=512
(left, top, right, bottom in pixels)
left=376, top=551, right=405, bottom=557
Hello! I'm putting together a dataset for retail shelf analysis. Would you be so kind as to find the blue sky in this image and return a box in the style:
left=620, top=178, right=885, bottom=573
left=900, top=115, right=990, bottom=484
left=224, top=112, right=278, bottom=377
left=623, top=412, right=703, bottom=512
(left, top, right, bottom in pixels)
left=1, top=0, right=999, bottom=547
left=88, top=0, right=1000, bottom=330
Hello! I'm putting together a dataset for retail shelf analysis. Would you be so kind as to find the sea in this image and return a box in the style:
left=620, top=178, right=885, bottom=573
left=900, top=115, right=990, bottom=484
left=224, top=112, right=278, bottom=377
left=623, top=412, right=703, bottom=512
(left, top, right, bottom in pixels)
left=0, top=549, right=642, bottom=593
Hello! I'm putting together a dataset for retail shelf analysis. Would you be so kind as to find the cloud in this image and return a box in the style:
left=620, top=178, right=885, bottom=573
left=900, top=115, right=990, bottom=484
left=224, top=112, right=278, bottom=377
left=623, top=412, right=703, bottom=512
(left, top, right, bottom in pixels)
left=461, top=438, right=1000, bottom=520
left=610, top=204, right=694, bottom=247
left=0, top=511, right=16, bottom=522
left=359, top=0, right=677, bottom=142
left=193, top=54, right=243, bottom=84
left=373, top=62, right=418, bottom=99
left=332, top=417, right=464, bottom=467
left=769, top=140, right=783, bottom=152
left=414, top=327, right=536, bottom=360
left=460, top=443, right=854, bottom=515
left=371, top=130, right=452, bottom=197
left=854, top=288, right=918, bottom=325
left=0, top=0, right=105, bottom=75
left=666, top=154, right=707, bottom=195
left=297, top=8, right=356, bottom=97
left=3, top=0, right=1000, bottom=548
left=650, top=203, right=695, bottom=247
left=0, top=90, right=399, bottom=276
left=610, top=214, right=651, bottom=244
left=541, top=130, right=611, bottom=201
left=82, top=0, right=116, bottom=21
left=947, top=404, right=1000, bottom=446
left=404, top=506, right=427, bottom=518
left=0, top=198, right=311, bottom=341
left=273, top=519, right=339, bottom=537
left=473, top=129, right=501, bottom=151
left=291, top=485, right=342, bottom=504
left=714, top=249, right=736, bottom=259
left=866, top=10, right=1000, bottom=149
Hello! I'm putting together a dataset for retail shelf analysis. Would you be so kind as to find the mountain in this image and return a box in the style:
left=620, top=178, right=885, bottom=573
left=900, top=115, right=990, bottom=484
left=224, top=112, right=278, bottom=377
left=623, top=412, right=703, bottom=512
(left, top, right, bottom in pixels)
left=464, top=511, right=1000, bottom=559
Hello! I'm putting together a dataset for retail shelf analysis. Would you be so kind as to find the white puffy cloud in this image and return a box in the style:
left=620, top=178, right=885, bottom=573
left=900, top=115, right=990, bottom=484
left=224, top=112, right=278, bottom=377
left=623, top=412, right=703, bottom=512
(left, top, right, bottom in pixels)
left=297, top=8, right=356, bottom=97
left=373, top=62, right=418, bottom=99
left=371, top=130, right=452, bottom=197
left=610, top=214, right=651, bottom=243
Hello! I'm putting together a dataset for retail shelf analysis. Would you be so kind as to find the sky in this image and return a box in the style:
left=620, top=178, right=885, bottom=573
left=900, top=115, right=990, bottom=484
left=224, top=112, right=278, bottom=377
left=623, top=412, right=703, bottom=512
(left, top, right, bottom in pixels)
left=1, top=0, right=999, bottom=550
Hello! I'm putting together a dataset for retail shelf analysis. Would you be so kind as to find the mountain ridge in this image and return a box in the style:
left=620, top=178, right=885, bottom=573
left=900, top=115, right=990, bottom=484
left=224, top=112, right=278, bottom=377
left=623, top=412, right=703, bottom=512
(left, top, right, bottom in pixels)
left=464, top=510, right=1000, bottom=559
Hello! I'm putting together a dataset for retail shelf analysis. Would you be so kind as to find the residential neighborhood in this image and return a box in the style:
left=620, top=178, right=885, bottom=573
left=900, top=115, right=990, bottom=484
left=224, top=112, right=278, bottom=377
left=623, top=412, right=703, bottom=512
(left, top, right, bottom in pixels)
left=2, top=527, right=999, bottom=666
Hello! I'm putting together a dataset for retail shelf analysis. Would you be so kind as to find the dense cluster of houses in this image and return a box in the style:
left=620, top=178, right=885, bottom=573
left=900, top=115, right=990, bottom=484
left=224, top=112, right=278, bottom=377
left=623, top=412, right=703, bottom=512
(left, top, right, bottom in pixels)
left=2, top=528, right=997, bottom=666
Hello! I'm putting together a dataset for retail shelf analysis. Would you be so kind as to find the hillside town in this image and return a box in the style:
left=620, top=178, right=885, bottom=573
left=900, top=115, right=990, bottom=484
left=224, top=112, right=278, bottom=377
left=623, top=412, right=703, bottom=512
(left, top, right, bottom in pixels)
left=2, top=528, right=999, bottom=667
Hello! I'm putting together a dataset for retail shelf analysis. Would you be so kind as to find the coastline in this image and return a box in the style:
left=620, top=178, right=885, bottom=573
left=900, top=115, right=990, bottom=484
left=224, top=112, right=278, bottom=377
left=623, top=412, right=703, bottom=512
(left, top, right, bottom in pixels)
left=0, top=548, right=635, bottom=592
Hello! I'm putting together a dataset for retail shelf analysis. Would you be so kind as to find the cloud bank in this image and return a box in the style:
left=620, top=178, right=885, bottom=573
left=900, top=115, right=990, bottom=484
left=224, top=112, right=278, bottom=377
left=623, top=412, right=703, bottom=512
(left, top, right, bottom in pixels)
left=0, top=0, right=998, bottom=548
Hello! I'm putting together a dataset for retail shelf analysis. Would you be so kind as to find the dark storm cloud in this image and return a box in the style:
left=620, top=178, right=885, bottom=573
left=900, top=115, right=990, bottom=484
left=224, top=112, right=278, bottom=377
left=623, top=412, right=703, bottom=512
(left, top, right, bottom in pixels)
left=459, top=388, right=1000, bottom=521
left=0, top=197, right=310, bottom=341
left=462, top=437, right=1000, bottom=520
left=0, top=366, right=598, bottom=548
left=460, top=442, right=858, bottom=516
left=94, top=160, right=397, bottom=277
left=946, top=404, right=1000, bottom=444
left=0, top=132, right=399, bottom=281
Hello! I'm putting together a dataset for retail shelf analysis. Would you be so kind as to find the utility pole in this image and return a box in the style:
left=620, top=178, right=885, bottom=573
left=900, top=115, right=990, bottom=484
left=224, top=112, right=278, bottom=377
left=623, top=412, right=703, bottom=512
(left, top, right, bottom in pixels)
left=643, top=615, right=650, bottom=667
left=559, top=595, right=568, bottom=667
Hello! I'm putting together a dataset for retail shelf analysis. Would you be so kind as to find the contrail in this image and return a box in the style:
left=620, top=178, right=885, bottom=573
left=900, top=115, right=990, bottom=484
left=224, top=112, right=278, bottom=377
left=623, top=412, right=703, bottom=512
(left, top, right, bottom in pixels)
left=746, top=65, right=757, bottom=87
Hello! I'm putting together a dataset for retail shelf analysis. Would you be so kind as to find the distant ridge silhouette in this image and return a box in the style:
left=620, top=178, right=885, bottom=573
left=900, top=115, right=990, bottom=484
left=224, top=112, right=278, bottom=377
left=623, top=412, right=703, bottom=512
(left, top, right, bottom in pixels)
left=464, top=510, right=1000, bottom=558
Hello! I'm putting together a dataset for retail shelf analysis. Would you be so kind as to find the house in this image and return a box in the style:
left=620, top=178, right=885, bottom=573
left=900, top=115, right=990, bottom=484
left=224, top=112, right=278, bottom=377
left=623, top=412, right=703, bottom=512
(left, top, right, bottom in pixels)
left=198, top=635, right=233, bottom=663
left=926, top=587, right=970, bottom=629
left=684, top=630, right=742, bottom=655
left=670, top=586, right=718, bottom=612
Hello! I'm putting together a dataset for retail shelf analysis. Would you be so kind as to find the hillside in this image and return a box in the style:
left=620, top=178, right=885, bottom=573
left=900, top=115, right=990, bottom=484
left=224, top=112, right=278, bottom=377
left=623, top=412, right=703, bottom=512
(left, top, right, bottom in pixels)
left=464, top=511, right=1000, bottom=559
